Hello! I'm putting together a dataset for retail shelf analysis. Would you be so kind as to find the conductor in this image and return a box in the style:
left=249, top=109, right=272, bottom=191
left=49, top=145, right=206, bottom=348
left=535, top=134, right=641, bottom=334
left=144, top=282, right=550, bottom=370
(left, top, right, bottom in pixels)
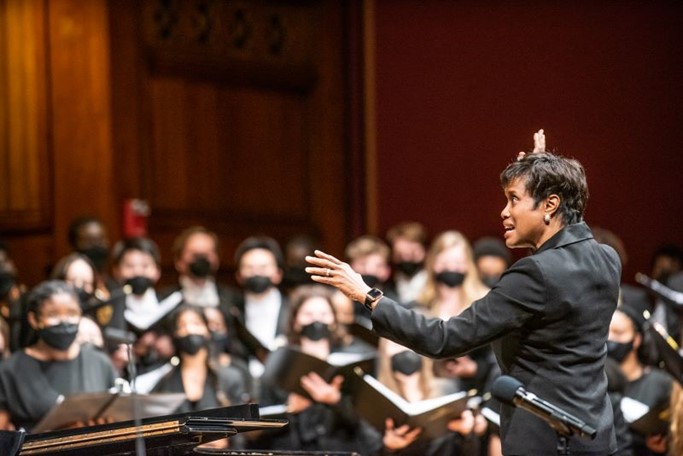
left=306, top=130, right=621, bottom=455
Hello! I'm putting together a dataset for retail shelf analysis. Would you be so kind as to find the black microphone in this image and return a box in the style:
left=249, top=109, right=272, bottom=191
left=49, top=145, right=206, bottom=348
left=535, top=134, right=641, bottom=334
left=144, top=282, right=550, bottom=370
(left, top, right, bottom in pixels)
left=491, top=375, right=597, bottom=439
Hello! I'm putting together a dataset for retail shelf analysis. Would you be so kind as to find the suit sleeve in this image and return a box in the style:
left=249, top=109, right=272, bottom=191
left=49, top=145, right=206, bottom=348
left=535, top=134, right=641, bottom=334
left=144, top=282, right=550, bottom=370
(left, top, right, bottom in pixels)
left=371, top=256, right=547, bottom=359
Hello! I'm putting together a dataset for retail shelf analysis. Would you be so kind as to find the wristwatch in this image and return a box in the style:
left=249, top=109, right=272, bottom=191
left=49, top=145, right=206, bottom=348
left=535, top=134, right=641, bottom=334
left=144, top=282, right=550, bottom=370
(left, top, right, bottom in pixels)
left=363, top=288, right=384, bottom=312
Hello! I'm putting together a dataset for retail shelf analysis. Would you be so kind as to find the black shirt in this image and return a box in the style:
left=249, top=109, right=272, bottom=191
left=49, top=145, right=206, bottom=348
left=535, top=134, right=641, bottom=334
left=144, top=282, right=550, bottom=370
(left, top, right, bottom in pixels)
left=0, top=345, right=117, bottom=431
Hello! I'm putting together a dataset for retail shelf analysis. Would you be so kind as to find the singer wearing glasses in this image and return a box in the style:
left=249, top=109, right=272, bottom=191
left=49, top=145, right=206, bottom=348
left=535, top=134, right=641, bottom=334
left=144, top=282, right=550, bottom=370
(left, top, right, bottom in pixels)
left=0, top=280, right=117, bottom=432
left=307, top=131, right=621, bottom=455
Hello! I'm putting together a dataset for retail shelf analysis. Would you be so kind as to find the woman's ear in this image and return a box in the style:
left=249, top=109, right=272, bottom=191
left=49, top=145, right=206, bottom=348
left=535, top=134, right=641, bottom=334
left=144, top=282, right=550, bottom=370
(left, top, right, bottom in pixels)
left=544, top=194, right=561, bottom=217
left=633, top=332, right=642, bottom=351
left=27, top=311, right=39, bottom=330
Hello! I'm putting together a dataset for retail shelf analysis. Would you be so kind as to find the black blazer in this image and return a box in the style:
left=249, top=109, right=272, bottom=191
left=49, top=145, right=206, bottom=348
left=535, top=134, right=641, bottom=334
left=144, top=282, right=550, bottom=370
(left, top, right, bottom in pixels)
left=371, top=222, right=621, bottom=455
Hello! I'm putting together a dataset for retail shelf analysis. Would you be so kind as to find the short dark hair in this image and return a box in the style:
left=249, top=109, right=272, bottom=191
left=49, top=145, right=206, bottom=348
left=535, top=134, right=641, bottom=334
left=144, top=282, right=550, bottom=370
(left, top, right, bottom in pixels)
left=172, top=226, right=219, bottom=261
left=50, top=253, right=98, bottom=281
left=112, top=237, right=161, bottom=267
left=500, top=152, right=588, bottom=225
left=651, top=243, right=683, bottom=268
left=473, top=236, right=512, bottom=266
left=67, top=216, right=104, bottom=249
left=165, top=304, right=209, bottom=336
left=27, top=280, right=79, bottom=315
left=234, top=236, right=284, bottom=269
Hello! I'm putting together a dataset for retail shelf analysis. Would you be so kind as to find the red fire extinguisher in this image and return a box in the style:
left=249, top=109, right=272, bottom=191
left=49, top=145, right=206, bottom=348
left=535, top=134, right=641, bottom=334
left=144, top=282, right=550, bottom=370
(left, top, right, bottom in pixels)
left=122, top=198, right=150, bottom=238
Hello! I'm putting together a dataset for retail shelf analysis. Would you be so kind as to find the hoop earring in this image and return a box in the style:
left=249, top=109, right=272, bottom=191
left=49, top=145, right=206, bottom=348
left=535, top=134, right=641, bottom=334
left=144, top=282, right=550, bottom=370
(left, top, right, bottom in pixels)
left=543, top=214, right=551, bottom=225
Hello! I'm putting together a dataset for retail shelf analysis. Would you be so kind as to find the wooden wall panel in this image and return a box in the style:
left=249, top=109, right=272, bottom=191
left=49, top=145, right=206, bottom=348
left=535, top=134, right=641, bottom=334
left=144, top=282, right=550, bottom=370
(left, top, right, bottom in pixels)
left=147, top=80, right=309, bottom=217
left=111, top=0, right=353, bottom=283
left=48, top=0, right=117, bottom=259
left=0, top=0, right=117, bottom=286
left=0, top=0, right=50, bottom=230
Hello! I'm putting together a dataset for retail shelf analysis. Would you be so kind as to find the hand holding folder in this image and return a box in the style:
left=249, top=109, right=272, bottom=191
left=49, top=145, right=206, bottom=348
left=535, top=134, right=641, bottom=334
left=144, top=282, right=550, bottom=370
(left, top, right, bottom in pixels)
left=349, top=368, right=478, bottom=441
left=260, top=346, right=375, bottom=400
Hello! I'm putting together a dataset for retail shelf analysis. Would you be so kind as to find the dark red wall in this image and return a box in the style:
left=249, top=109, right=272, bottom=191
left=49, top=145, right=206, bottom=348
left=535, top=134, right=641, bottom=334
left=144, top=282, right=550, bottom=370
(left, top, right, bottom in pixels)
left=373, top=0, right=683, bottom=282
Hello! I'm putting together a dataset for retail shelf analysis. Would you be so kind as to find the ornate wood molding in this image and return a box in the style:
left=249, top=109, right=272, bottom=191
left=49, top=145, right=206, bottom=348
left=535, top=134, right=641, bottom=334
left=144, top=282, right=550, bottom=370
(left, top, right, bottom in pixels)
left=142, top=0, right=317, bottom=91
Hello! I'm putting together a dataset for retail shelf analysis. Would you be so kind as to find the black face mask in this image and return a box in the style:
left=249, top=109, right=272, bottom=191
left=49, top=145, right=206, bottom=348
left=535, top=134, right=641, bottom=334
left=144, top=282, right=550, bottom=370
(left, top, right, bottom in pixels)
left=188, top=256, right=212, bottom=279
left=300, top=321, right=331, bottom=341
left=210, top=332, right=232, bottom=354
left=80, top=245, right=109, bottom=272
left=174, top=334, right=208, bottom=356
left=125, top=276, right=154, bottom=296
left=244, top=275, right=272, bottom=294
left=76, top=287, right=94, bottom=312
left=481, top=276, right=500, bottom=288
left=38, top=322, right=79, bottom=351
left=391, top=351, right=423, bottom=376
left=362, top=274, right=380, bottom=288
left=655, top=272, right=671, bottom=285
left=396, top=261, right=422, bottom=278
left=435, top=271, right=466, bottom=288
left=607, top=340, right=634, bottom=363
left=140, top=349, right=159, bottom=367
left=0, top=272, right=15, bottom=298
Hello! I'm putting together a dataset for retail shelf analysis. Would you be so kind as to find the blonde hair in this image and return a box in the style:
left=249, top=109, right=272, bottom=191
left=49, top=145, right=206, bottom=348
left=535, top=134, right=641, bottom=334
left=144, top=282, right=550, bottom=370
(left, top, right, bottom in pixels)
left=417, top=230, right=489, bottom=312
left=386, top=221, right=428, bottom=246
left=376, top=337, right=437, bottom=400
left=345, top=235, right=390, bottom=262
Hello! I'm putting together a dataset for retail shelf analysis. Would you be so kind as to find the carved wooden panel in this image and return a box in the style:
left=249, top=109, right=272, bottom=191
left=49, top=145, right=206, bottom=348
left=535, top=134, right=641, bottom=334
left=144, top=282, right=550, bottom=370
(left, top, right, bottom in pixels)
left=0, top=0, right=51, bottom=231
left=141, top=0, right=317, bottom=91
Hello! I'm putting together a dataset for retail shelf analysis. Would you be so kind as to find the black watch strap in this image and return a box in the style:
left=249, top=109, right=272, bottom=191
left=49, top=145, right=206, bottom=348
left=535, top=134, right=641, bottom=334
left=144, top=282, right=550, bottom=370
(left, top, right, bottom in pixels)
left=363, top=288, right=384, bottom=312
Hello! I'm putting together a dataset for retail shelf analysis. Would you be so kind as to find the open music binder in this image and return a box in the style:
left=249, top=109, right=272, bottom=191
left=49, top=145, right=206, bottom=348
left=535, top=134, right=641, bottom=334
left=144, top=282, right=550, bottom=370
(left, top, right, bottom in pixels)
left=260, top=346, right=376, bottom=400
left=349, top=369, right=477, bottom=440
left=6, top=403, right=288, bottom=456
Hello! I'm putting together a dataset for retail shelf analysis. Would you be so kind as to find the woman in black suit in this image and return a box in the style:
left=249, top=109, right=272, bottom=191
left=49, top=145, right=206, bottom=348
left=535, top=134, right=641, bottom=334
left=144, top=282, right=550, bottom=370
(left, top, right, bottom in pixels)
left=306, top=130, right=622, bottom=455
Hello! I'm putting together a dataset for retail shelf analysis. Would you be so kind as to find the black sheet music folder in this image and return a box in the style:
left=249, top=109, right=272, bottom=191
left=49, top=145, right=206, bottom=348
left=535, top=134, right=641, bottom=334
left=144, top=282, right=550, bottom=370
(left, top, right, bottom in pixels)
left=11, top=403, right=287, bottom=456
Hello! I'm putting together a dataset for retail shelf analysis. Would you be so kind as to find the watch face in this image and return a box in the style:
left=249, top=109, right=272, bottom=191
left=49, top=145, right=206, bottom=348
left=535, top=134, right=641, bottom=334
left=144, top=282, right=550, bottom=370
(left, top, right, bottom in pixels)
left=367, top=288, right=383, bottom=300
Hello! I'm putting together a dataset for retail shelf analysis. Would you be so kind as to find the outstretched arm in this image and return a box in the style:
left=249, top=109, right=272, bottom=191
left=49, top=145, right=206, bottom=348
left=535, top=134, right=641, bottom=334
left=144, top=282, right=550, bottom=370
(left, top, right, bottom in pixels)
left=306, top=250, right=542, bottom=359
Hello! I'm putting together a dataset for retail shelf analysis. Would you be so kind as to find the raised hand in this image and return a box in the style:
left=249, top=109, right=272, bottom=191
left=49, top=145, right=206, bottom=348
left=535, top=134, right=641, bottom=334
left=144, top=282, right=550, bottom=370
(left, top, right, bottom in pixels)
left=518, top=128, right=546, bottom=161
left=533, top=128, right=546, bottom=153
left=305, top=250, right=371, bottom=303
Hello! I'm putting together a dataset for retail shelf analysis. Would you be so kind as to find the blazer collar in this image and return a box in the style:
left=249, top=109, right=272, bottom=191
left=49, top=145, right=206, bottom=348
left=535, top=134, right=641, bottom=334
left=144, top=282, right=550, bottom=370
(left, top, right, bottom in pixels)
left=535, top=221, right=593, bottom=254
